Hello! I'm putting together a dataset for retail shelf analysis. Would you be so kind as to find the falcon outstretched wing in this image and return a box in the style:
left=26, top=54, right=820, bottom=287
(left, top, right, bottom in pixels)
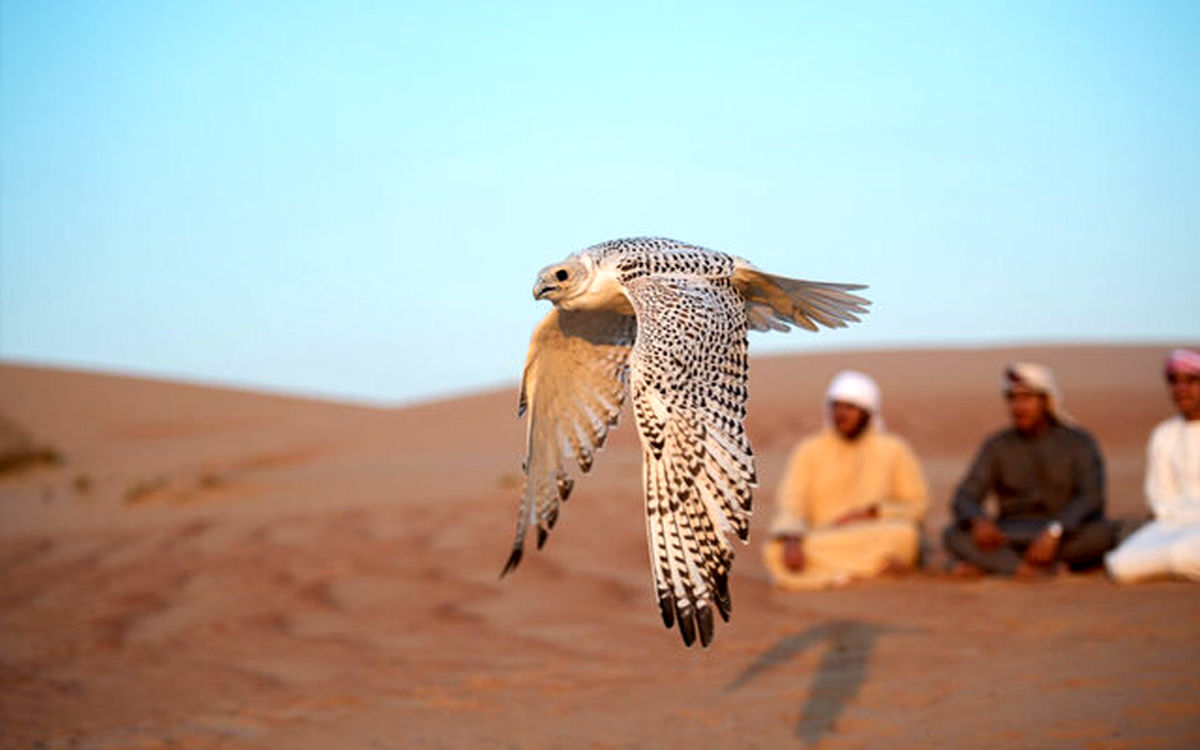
left=733, top=265, right=870, bottom=333
left=624, top=274, right=754, bottom=647
left=502, top=308, right=636, bottom=576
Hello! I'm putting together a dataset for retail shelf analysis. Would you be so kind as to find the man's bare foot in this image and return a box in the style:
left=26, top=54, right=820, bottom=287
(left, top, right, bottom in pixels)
left=1014, top=561, right=1069, bottom=580
left=947, top=561, right=985, bottom=579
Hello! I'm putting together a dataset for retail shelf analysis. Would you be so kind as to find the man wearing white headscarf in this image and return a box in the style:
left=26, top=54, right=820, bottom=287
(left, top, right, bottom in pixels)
left=1105, top=348, right=1200, bottom=583
left=944, top=362, right=1115, bottom=578
left=763, top=370, right=930, bottom=590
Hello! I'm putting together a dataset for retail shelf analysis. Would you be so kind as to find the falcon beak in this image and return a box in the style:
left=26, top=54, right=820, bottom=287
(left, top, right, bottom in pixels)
left=533, top=278, right=556, bottom=300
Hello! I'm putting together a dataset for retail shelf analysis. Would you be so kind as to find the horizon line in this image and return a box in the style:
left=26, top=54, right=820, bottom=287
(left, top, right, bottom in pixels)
left=3, top=336, right=1194, bottom=411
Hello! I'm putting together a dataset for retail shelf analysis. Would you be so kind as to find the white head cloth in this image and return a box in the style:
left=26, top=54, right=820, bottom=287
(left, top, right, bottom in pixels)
left=825, top=370, right=883, bottom=429
left=1003, top=361, right=1074, bottom=425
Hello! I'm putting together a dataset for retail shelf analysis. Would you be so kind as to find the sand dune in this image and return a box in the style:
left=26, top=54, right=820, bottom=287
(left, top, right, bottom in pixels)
left=2, top=345, right=1198, bottom=748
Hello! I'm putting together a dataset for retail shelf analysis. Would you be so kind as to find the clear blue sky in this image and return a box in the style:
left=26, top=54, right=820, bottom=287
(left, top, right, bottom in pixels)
left=2, top=1, right=1197, bottom=405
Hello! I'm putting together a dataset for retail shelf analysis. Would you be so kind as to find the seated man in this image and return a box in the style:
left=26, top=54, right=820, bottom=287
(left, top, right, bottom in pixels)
left=944, top=362, right=1116, bottom=578
left=763, top=370, right=929, bottom=590
left=1105, top=348, right=1200, bottom=582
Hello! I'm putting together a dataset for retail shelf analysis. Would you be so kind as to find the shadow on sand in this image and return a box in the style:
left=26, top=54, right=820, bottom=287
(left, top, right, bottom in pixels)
left=727, top=619, right=919, bottom=745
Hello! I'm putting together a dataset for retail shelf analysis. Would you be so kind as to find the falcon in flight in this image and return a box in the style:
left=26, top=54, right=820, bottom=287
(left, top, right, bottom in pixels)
left=502, top=237, right=869, bottom=647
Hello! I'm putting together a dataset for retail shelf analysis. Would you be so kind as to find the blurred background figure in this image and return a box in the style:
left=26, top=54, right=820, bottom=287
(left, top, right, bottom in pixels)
left=1105, top=348, right=1200, bottom=583
left=943, top=363, right=1116, bottom=578
left=763, top=370, right=928, bottom=590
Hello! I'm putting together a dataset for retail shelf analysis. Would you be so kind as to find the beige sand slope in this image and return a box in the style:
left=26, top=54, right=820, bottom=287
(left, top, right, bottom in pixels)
left=1, top=345, right=1198, bottom=748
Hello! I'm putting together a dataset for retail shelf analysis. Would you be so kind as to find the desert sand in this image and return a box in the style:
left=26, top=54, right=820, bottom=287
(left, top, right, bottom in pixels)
left=2, top=344, right=1198, bottom=748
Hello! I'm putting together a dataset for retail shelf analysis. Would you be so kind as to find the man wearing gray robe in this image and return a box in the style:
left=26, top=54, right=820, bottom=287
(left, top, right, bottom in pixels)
left=944, top=362, right=1116, bottom=577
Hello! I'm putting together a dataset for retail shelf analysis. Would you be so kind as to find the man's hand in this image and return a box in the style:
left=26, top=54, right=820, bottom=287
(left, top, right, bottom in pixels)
left=970, top=518, right=1007, bottom=551
left=1024, top=530, right=1061, bottom=566
left=833, top=505, right=880, bottom=527
left=782, top=536, right=806, bottom=571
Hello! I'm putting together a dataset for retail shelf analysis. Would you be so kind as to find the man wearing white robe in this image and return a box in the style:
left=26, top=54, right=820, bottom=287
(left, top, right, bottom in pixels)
left=1106, top=348, right=1200, bottom=583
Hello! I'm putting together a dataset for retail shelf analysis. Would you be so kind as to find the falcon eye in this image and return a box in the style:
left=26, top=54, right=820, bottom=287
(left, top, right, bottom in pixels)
left=555, top=269, right=569, bottom=282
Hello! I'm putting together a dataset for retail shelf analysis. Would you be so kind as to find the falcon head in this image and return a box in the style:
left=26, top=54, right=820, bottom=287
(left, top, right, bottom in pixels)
left=532, top=256, right=591, bottom=305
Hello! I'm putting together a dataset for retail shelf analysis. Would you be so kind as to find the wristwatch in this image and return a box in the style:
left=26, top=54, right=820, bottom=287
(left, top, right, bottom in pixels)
left=1046, top=521, right=1064, bottom=539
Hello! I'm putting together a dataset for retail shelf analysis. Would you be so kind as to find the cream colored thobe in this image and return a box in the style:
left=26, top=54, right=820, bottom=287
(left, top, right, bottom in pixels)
left=763, top=426, right=929, bottom=590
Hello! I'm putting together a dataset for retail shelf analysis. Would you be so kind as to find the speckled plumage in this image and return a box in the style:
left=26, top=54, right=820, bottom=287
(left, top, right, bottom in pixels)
left=503, top=237, right=870, bottom=647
